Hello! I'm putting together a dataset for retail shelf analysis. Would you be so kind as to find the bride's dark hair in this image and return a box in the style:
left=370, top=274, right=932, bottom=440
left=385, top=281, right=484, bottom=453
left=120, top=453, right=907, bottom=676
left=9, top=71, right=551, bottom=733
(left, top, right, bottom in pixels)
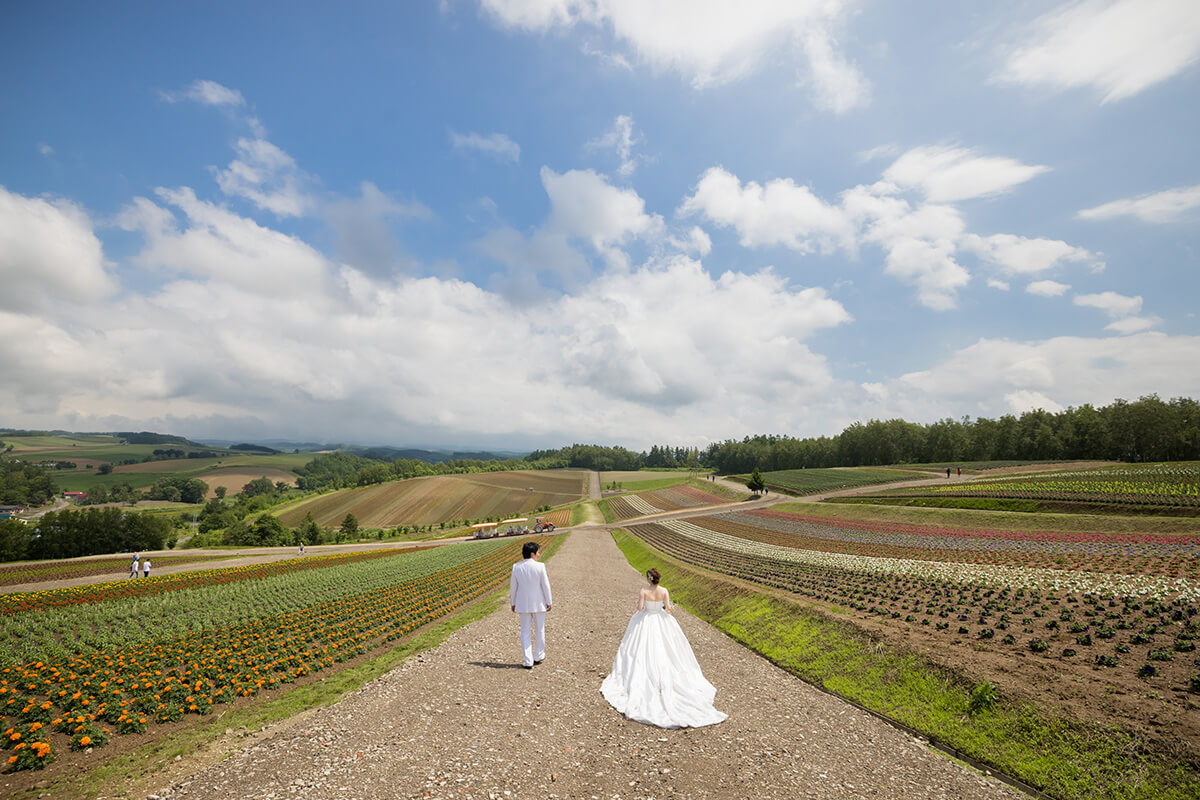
left=646, top=568, right=660, bottom=585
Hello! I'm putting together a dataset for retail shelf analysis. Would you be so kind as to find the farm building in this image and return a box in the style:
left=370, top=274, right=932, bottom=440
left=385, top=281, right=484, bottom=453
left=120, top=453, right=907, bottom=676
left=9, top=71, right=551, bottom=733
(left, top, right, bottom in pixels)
left=63, top=491, right=88, bottom=501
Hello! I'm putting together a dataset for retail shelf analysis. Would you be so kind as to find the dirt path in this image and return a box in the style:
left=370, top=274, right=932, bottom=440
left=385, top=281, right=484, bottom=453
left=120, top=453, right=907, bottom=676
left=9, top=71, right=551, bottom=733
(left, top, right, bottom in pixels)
left=589, top=470, right=601, bottom=500
left=141, top=527, right=1022, bottom=800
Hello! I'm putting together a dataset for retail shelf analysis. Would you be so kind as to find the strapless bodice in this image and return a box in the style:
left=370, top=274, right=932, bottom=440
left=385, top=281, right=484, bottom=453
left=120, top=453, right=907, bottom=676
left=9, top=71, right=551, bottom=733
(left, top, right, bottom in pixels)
left=642, top=601, right=665, bottom=613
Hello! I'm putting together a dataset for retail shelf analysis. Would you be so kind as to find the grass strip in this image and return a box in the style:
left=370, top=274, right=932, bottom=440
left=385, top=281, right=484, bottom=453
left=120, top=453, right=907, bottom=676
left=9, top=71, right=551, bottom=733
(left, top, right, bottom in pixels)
left=612, top=529, right=1200, bottom=800
left=9, top=535, right=566, bottom=800
left=597, top=498, right=616, bottom=523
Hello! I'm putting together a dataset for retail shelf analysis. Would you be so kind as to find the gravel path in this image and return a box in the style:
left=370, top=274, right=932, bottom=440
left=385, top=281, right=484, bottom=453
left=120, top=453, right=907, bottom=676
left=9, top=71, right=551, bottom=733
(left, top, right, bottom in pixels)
left=145, top=526, right=1024, bottom=800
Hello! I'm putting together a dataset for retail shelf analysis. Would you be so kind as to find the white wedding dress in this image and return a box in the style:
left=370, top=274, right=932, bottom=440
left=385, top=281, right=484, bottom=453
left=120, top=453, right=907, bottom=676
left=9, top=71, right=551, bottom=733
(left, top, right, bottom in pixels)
left=600, top=601, right=727, bottom=728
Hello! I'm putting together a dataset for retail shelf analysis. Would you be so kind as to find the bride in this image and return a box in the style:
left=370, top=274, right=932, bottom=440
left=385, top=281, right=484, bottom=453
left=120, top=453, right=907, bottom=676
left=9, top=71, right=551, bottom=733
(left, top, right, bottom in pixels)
left=600, top=568, right=727, bottom=728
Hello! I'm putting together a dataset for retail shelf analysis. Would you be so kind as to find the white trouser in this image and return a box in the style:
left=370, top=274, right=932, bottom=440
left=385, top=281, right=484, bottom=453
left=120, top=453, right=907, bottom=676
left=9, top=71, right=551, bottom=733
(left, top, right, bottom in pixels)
left=519, top=611, right=546, bottom=667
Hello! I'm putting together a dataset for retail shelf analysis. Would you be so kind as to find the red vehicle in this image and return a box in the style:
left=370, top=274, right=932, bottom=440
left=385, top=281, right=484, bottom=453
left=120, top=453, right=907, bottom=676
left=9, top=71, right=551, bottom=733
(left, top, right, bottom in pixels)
left=533, top=517, right=555, bottom=533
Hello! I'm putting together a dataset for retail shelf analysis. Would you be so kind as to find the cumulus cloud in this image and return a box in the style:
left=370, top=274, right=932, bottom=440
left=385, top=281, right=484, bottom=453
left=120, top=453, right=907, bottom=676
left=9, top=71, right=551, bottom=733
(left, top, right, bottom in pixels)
left=478, top=0, right=869, bottom=112
left=449, top=130, right=521, bottom=164
left=987, top=278, right=1011, bottom=291
left=160, top=79, right=246, bottom=107
left=1105, top=316, right=1157, bottom=334
left=542, top=167, right=664, bottom=251
left=669, top=226, right=712, bottom=257
left=214, top=138, right=313, bottom=217
left=0, top=187, right=116, bottom=311
left=679, top=166, right=856, bottom=254
left=1077, top=184, right=1200, bottom=223
left=874, top=332, right=1200, bottom=423
left=1073, top=290, right=1142, bottom=318
left=1026, top=279, right=1070, bottom=297
left=117, top=187, right=330, bottom=297
left=883, top=145, right=1050, bottom=203
left=961, top=233, right=1099, bottom=275
left=995, top=0, right=1200, bottom=103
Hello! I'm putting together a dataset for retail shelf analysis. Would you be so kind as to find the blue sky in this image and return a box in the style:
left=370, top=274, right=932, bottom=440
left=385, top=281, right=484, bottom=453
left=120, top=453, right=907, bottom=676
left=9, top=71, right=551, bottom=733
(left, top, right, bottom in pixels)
left=2, top=1, right=1199, bottom=449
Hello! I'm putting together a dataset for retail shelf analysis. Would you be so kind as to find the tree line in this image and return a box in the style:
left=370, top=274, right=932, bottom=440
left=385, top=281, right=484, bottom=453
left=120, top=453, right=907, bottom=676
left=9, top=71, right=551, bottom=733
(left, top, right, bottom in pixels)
left=0, top=508, right=172, bottom=562
left=701, top=395, right=1200, bottom=474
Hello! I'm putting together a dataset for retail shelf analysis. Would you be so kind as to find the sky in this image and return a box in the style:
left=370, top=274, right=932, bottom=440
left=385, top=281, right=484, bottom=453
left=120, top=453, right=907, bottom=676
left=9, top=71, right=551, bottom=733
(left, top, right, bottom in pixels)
left=1, top=0, right=1199, bottom=451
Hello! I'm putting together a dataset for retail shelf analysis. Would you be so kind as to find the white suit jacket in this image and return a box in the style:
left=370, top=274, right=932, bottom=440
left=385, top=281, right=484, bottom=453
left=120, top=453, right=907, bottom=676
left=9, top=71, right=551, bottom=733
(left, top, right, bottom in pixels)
left=510, top=558, right=552, bottom=613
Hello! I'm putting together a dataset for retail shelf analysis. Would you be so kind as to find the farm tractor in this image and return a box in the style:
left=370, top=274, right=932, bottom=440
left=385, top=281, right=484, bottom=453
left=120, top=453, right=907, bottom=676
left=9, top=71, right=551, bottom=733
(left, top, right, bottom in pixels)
left=533, top=517, right=556, bottom=533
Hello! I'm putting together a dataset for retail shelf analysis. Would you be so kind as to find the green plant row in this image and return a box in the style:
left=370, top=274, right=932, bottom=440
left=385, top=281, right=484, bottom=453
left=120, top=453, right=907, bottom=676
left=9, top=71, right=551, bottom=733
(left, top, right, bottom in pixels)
left=611, top=529, right=1200, bottom=800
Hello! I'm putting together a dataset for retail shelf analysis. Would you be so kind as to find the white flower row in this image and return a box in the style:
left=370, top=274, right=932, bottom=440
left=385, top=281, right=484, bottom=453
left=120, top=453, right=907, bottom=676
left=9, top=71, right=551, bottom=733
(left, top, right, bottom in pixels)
left=656, top=518, right=1199, bottom=601
left=623, top=494, right=663, bottom=515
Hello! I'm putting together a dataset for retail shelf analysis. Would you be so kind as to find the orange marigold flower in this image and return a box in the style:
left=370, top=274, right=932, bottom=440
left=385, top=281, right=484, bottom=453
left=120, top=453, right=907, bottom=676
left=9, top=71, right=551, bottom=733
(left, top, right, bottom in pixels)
left=79, top=736, right=91, bottom=746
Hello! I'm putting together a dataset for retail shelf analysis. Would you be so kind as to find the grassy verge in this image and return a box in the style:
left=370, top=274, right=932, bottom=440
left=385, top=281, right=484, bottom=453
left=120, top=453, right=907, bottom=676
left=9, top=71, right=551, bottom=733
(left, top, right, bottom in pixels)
left=774, top=499, right=1200, bottom=535
left=569, top=503, right=589, bottom=526
left=597, top=498, right=615, bottom=523
left=13, top=536, right=567, bottom=800
left=611, top=529, right=1200, bottom=800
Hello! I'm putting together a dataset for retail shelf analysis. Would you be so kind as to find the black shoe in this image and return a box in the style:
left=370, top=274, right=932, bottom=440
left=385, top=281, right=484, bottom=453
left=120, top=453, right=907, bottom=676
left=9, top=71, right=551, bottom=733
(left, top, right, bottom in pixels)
left=533, top=659, right=543, bottom=665
left=523, top=664, right=533, bottom=670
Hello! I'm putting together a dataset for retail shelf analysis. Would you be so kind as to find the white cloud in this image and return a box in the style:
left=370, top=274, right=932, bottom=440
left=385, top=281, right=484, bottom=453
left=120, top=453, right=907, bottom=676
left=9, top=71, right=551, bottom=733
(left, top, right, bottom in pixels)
left=987, top=278, right=1011, bottom=291
left=542, top=167, right=664, bottom=251
left=38, top=143, right=54, bottom=157
left=1105, top=316, right=1157, bottom=334
left=876, top=332, right=1200, bottom=423
left=842, top=185, right=969, bottom=310
left=883, top=145, right=1050, bottom=203
left=478, top=0, right=868, bottom=112
left=962, top=232, right=1098, bottom=275
left=1005, top=389, right=1065, bottom=414
left=161, top=79, right=246, bottom=107
left=801, top=28, right=870, bottom=113
left=118, top=187, right=330, bottom=297
left=669, top=226, right=712, bottom=257
left=449, top=130, right=521, bottom=164
left=1077, top=184, right=1200, bottom=223
left=679, top=166, right=856, bottom=254
left=587, top=114, right=641, bottom=176
left=1073, top=291, right=1143, bottom=318
left=0, top=187, right=116, bottom=311
left=1026, top=279, right=1070, bottom=297
left=214, top=138, right=313, bottom=217
left=996, top=0, right=1200, bottom=103
left=856, top=143, right=899, bottom=163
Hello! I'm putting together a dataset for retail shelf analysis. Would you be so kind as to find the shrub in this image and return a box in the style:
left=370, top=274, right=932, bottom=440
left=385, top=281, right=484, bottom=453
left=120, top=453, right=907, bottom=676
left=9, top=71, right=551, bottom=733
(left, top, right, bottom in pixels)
left=968, top=682, right=999, bottom=716
left=1138, top=664, right=1160, bottom=678
left=1029, top=638, right=1049, bottom=653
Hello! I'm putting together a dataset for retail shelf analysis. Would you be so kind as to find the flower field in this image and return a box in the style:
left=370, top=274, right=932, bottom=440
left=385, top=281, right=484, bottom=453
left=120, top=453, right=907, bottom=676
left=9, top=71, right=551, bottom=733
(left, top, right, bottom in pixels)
left=0, top=555, right=233, bottom=588
left=863, top=462, right=1200, bottom=509
left=625, top=507, right=1200, bottom=742
left=0, top=537, right=550, bottom=771
left=604, top=483, right=736, bottom=522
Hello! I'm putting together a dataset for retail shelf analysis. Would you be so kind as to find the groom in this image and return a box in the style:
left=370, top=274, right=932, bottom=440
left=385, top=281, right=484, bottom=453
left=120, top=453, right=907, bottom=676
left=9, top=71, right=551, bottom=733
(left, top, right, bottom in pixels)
left=510, top=541, right=553, bottom=669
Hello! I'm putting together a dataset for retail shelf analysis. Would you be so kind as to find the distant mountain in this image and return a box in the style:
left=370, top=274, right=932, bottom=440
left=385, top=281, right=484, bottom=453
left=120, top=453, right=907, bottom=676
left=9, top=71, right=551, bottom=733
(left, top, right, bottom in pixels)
left=194, top=438, right=527, bottom=463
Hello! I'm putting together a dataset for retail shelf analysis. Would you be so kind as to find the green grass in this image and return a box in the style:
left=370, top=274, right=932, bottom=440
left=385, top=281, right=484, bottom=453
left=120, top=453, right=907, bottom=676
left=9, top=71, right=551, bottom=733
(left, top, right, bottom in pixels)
left=775, top=499, right=1200, bottom=534
left=597, top=498, right=616, bottom=523
left=6, top=534, right=566, bottom=800
left=617, top=475, right=694, bottom=491
left=611, top=529, right=1200, bottom=800
left=569, top=503, right=589, bottom=526
left=744, top=467, right=927, bottom=495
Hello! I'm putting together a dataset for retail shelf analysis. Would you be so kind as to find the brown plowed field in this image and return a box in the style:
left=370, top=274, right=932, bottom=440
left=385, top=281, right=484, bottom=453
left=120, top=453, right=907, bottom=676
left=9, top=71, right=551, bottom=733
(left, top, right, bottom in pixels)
left=197, top=468, right=297, bottom=497
left=278, top=470, right=587, bottom=529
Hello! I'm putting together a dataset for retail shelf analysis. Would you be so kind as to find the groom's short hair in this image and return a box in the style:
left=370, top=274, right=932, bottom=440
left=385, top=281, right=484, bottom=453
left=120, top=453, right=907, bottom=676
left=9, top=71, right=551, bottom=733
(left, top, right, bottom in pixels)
left=522, top=541, right=539, bottom=559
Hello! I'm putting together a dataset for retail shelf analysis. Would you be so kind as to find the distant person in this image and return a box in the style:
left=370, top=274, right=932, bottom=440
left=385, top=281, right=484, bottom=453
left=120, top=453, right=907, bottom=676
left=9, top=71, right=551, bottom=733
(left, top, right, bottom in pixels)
left=299, top=541, right=305, bottom=555
left=129, top=554, right=140, bottom=579
left=142, top=558, right=151, bottom=578
left=946, top=467, right=951, bottom=479
left=510, top=541, right=553, bottom=669
left=956, top=467, right=961, bottom=477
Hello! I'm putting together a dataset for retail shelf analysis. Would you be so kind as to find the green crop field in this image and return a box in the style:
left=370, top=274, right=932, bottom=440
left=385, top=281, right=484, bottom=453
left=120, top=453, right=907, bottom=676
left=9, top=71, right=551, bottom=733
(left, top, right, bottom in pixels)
left=745, top=467, right=928, bottom=494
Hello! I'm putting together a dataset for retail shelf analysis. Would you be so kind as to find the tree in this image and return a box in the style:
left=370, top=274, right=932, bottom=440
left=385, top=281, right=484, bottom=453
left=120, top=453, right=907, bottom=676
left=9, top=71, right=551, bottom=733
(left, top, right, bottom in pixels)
left=98, top=463, right=113, bottom=475
left=339, top=513, right=359, bottom=542
left=241, top=477, right=276, bottom=497
left=299, top=512, right=322, bottom=546
left=746, top=469, right=766, bottom=495
left=214, top=486, right=227, bottom=500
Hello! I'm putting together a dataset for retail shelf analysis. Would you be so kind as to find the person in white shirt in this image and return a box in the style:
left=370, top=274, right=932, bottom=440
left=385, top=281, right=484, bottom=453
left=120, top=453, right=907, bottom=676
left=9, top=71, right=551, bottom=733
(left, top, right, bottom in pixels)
left=129, top=554, right=140, bottom=579
left=142, top=558, right=151, bottom=578
left=509, top=541, right=553, bottom=669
